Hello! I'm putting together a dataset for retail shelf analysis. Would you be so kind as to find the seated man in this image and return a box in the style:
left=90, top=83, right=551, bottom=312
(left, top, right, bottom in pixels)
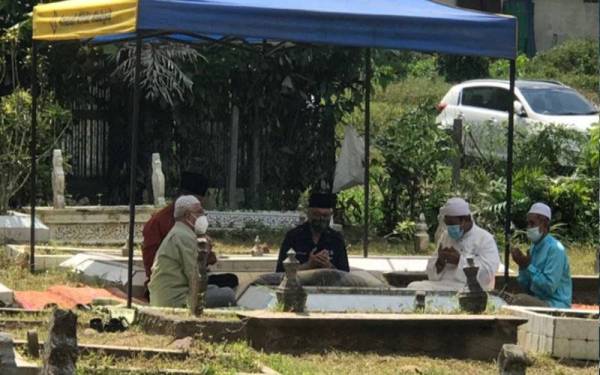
left=509, top=203, right=572, bottom=308
left=148, top=195, right=236, bottom=308
left=142, top=171, right=212, bottom=291
left=408, top=197, right=500, bottom=291
left=276, top=192, right=349, bottom=273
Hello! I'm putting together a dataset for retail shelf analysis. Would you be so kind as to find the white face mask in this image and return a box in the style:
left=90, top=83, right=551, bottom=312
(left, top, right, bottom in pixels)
left=194, top=215, right=209, bottom=235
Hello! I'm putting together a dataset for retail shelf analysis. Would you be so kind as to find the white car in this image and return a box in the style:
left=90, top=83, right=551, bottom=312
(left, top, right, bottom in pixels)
left=435, top=79, right=599, bottom=157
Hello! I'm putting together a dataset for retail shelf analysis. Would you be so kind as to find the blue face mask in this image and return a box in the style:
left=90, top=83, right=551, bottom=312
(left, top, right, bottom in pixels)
left=527, top=226, right=543, bottom=243
left=447, top=225, right=464, bottom=240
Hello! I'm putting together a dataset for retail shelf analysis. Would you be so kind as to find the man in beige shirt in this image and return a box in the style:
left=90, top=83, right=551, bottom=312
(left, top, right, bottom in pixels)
left=148, top=195, right=235, bottom=308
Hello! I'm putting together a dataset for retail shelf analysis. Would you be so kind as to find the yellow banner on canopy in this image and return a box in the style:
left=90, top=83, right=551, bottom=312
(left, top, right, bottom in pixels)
left=33, top=0, right=138, bottom=41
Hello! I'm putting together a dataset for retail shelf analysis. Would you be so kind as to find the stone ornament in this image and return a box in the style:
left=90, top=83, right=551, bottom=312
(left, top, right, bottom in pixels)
left=458, top=257, right=488, bottom=314
left=414, top=213, right=429, bottom=252
left=414, top=290, right=426, bottom=311
left=151, top=153, right=166, bottom=207
left=41, top=309, right=78, bottom=375
left=51, top=149, right=66, bottom=209
left=276, top=249, right=307, bottom=312
left=497, top=344, right=532, bottom=375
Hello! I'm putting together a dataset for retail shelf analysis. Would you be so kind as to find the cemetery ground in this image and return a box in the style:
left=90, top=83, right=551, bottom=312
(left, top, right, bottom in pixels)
left=0, top=238, right=598, bottom=374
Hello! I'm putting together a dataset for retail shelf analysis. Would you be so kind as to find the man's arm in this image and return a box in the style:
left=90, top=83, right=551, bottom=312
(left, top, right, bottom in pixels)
left=474, top=235, right=500, bottom=290
left=528, top=245, right=567, bottom=299
left=177, top=232, right=200, bottom=286
left=426, top=244, right=444, bottom=281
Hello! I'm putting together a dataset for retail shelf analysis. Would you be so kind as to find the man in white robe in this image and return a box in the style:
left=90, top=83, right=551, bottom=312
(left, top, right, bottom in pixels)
left=408, top=197, right=500, bottom=291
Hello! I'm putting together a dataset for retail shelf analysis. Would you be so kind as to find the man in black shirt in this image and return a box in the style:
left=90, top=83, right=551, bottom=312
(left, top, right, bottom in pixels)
left=276, top=192, right=349, bottom=273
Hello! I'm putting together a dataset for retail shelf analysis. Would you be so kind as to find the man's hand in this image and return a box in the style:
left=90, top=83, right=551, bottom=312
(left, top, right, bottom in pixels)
left=206, top=251, right=217, bottom=266
left=307, top=249, right=333, bottom=269
left=439, top=247, right=461, bottom=265
left=511, top=247, right=531, bottom=268
left=435, top=256, right=446, bottom=273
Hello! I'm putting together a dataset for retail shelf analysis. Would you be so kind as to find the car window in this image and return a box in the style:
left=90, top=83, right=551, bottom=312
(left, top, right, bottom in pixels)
left=461, top=87, right=510, bottom=111
left=520, top=87, right=597, bottom=115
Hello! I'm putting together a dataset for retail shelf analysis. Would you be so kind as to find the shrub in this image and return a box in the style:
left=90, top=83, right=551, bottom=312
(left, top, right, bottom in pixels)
left=489, top=39, right=599, bottom=103
left=0, top=89, right=71, bottom=213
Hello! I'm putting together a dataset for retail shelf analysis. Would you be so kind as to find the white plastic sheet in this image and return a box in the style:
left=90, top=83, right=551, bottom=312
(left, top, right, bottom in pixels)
left=333, top=126, right=365, bottom=193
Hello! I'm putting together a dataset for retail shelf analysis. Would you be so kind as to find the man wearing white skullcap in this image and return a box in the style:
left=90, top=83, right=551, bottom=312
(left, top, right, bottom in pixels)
left=149, top=196, right=236, bottom=308
left=408, top=197, right=500, bottom=291
left=509, top=203, right=572, bottom=308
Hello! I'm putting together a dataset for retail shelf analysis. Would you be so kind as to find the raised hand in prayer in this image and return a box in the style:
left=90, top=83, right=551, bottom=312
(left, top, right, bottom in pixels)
left=439, top=247, right=461, bottom=265
left=307, top=249, right=333, bottom=269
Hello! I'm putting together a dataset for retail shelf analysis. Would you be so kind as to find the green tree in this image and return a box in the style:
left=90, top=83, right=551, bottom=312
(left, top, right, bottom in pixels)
left=374, top=101, right=453, bottom=233
left=0, top=89, right=71, bottom=213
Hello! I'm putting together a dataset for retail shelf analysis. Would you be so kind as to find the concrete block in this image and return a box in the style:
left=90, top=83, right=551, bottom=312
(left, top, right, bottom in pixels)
left=14, top=351, right=39, bottom=375
left=585, top=341, right=599, bottom=360
left=534, top=315, right=555, bottom=338
left=0, top=283, right=14, bottom=307
left=0, top=332, right=16, bottom=368
left=0, top=214, right=49, bottom=244
left=60, top=254, right=146, bottom=297
left=552, top=337, right=570, bottom=358
left=567, top=339, right=591, bottom=360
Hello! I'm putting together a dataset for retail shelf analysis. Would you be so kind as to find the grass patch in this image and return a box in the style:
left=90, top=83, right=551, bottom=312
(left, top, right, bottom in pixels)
left=566, top=244, right=597, bottom=276
left=259, top=351, right=598, bottom=375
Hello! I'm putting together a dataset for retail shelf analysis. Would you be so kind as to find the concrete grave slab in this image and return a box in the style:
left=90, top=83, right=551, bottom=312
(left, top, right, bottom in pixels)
left=238, top=311, right=527, bottom=360
left=388, top=257, right=429, bottom=272
left=0, top=213, right=49, bottom=244
left=349, top=258, right=393, bottom=272
left=60, top=254, right=146, bottom=297
left=503, top=305, right=599, bottom=361
left=0, top=333, right=38, bottom=375
left=0, top=283, right=14, bottom=307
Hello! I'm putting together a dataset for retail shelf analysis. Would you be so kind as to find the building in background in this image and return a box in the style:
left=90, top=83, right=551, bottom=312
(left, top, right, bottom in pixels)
left=439, top=0, right=598, bottom=55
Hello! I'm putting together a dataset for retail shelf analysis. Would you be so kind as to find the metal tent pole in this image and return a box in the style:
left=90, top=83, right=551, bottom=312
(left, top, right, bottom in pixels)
left=127, top=36, right=143, bottom=308
left=504, top=59, right=516, bottom=287
left=29, top=41, right=38, bottom=273
left=363, top=48, right=371, bottom=258
left=596, top=3, right=600, bottom=297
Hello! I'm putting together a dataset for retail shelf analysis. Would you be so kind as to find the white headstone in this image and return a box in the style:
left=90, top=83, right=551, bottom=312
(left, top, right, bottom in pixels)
left=151, top=153, right=166, bottom=207
left=51, top=150, right=65, bottom=209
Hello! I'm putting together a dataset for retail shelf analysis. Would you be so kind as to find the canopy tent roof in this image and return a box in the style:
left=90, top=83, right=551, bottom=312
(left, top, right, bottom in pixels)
left=33, top=0, right=517, bottom=58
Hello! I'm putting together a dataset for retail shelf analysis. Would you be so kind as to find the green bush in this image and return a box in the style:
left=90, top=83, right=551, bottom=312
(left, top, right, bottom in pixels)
left=489, top=39, right=599, bottom=103
left=373, top=101, right=453, bottom=233
left=436, top=55, right=489, bottom=83
left=0, top=89, right=71, bottom=213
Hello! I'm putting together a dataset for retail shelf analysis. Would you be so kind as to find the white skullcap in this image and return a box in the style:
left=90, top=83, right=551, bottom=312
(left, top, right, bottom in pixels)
left=173, top=195, right=201, bottom=219
left=528, top=202, right=551, bottom=220
left=444, top=197, right=471, bottom=217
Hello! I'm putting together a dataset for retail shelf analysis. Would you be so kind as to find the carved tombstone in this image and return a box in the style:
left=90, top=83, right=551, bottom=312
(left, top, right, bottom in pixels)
left=414, top=213, right=430, bottom=252
left=151, top=153, right=166, bottom=207
left=51, top=150, right=66, bottom=209
left=497, top=344, right=532, bottom=375
left=458, top=258, right=488, bottom=314
left=0, top=332, right=17, bottom=374
left=41, top=309, right=78, bottom=375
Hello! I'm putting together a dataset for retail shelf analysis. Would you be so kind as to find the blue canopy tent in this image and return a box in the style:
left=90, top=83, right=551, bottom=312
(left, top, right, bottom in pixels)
left=32, top=0, right=517, bottom=307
